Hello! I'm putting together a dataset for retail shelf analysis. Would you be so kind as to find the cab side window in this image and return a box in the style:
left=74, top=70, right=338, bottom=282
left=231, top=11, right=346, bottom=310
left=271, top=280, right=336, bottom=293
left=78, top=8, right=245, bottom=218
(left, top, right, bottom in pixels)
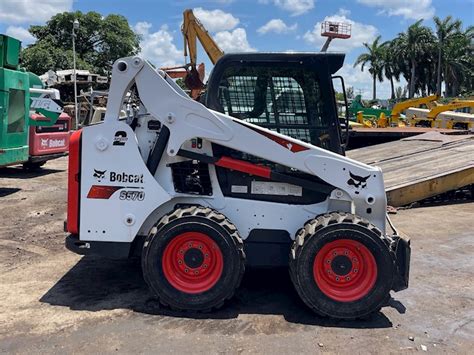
left=217, top=66, right=331, bottom=149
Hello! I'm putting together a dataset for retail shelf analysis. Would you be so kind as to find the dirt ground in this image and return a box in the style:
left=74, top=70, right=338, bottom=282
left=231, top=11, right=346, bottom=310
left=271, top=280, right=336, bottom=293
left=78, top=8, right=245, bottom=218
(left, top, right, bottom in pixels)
left=0, top=157, right=473, bottom=354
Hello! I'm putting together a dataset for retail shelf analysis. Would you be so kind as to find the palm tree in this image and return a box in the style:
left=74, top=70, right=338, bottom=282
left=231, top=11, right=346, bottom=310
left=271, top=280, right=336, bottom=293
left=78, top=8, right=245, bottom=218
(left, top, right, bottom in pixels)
left=395, top=20, right=436, bottom=98
left=395, top=86, right=408, bottom=100
left=443, top=27, right=473, bottom=96
left=381, top=40, right=401, bottom=99
left=434, top=16, right=462, bottom=96
left=354, top=35, right=385, bottom=100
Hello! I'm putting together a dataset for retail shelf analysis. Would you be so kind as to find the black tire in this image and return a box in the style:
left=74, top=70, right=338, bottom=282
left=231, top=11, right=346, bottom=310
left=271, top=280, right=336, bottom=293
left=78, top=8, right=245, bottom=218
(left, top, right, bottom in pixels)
left=22, top=161, right=45, bottom=170
left=289, top=212, right=394, bottom=319
left=142, top=206, right=245, bottom=311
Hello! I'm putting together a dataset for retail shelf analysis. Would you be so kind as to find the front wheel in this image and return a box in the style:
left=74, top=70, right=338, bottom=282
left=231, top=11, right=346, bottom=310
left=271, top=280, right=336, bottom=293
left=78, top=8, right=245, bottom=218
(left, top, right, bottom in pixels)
left=290, top=212, right=394, bottom=319
left=142, top=206, right=245, bottom=311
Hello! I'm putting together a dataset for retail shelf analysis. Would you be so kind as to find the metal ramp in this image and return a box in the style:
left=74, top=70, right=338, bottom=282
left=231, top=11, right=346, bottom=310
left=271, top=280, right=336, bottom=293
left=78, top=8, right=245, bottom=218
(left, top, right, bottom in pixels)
left=347, top=132, right=474, bottom=206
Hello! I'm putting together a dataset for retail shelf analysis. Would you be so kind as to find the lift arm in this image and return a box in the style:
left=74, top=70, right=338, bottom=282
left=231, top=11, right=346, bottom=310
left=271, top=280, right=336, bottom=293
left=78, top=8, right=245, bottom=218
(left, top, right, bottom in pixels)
left=390, top=95, right=439, bottom=122
left=182, top=9, right=224, bottom=66
left=426, top=100, right=474, bottom=120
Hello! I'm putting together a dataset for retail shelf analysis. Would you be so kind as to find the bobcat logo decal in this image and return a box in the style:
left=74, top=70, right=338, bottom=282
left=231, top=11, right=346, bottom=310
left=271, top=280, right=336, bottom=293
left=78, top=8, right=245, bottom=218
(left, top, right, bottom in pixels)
left=347, top=171, right=370, bottom=194
left=93, top=169, right=107, bottom=182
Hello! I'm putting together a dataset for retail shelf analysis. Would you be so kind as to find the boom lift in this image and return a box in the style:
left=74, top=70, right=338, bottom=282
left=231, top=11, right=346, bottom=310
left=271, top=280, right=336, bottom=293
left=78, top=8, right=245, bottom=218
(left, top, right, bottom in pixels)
left=320, top=21, right=352, bottom=52
left=65, top=56, right=410, bottom=319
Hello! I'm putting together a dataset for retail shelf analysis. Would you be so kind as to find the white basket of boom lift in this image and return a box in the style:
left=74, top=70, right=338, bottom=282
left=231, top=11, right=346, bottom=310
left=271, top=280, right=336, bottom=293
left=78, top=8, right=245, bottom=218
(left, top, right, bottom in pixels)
left=321, top=21, right=352, bottom=52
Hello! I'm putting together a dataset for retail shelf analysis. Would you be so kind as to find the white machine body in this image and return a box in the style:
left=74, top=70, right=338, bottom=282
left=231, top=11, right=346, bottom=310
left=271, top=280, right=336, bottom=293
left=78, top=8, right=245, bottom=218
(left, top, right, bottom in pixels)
left=74, top=56, right=387, bottom=244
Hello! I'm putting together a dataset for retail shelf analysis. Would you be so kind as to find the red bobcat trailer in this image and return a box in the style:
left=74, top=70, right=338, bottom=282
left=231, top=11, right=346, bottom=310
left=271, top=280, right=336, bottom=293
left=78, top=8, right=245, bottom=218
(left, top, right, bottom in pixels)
left=26, top=112, right=71, bottom=169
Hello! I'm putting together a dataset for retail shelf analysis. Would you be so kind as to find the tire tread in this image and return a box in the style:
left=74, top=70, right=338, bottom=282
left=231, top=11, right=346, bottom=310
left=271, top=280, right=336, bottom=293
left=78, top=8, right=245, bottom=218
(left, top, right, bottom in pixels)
left=142, top=205, right=245, bottom=312
left=289, top=211, right=391, bottom=319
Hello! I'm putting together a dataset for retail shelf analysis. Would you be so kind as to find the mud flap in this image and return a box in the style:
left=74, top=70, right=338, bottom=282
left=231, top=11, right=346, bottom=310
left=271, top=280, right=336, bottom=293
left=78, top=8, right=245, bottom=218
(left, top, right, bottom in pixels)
left=391, top=236, right=411, bottom=292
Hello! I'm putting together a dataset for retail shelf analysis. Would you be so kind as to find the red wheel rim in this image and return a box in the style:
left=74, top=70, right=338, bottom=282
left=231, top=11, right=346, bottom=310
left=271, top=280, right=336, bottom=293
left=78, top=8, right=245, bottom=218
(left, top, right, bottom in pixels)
left=162, top=232, right=223, bottom=294
left=313, top=239, right=377, bottom=302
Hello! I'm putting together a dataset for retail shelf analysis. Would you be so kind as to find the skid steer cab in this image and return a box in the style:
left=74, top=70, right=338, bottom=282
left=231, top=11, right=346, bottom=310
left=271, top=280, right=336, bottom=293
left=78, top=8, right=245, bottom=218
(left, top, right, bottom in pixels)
left=203, top=53, right=350, bottom=155
left=65, top=55, right=410, bottom=319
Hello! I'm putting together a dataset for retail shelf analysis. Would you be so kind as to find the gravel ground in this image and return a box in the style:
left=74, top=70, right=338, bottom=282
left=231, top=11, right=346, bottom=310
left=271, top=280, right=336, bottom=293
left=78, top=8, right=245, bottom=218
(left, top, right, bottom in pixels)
left=0, top=157, right=473, bottom=354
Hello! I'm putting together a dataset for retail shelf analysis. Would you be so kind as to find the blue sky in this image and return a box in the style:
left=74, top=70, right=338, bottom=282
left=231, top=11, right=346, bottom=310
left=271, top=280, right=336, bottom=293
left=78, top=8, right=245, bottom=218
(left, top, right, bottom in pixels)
left=0, top=0, right=473, bottom=98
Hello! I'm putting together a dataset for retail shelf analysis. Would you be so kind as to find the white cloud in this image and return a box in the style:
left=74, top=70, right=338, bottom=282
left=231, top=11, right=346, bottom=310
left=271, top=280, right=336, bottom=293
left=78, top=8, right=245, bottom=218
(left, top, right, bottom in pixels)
left=6, top=26, right=35, bottom=44
left=0, top=0, right=72, bottom=24
left=337, top=63, right=407, bottom=99
left=214, top=28, right=256, bottom=52
left=134, top=22, right=153, bottom=37
left=257, top=19, right=297, bottom=35
left=338, top=8, right=351, bottom=17
left=303, top=9, right=378, bottom=52
left=193, top=7, right=240, bottom=32
left=259, top=0, right=315, bottom=16
left=356, top=0, right=435, bottom=20
left=134, top=22, right=182, bottom=67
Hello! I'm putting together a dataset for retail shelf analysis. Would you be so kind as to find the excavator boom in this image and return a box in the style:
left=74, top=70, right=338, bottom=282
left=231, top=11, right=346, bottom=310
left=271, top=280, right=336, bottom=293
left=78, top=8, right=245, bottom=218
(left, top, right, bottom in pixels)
left=391, top=95, right=439, bottom=121
left=182, top=9, right=224, bottom=66
left=427, top=100, right=474, bottom=119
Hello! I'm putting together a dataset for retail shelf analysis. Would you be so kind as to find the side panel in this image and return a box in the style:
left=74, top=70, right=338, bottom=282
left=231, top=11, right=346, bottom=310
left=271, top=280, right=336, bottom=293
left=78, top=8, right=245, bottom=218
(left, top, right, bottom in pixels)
left=78, top=122, right=171, bottom=242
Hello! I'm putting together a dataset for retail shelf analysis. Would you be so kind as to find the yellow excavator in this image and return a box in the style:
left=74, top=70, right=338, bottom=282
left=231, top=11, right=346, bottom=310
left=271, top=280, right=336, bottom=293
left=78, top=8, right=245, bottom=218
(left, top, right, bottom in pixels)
left=160, top=63, right=205, bottom=99
left=159, top=9, right=223, bottom=99
left=427, top=100, right=474, bottom=129
left=181, top=9, right=224, bottom=92
left=427, top=100, right=474, bottom=120
left=405, top=99, right=474, bottom=129
left=389, top=94, right=439, bottom=126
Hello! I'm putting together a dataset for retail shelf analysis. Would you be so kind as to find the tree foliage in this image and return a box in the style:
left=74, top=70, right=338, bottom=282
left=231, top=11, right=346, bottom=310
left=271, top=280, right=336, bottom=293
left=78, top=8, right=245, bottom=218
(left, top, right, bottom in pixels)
left=355, top=16, right=473, bottom=99
left=354, top=35, right=385, bottom=100
left=433, top=16, right=462, bottom=95
left=21, top=11, right=140, bottom=75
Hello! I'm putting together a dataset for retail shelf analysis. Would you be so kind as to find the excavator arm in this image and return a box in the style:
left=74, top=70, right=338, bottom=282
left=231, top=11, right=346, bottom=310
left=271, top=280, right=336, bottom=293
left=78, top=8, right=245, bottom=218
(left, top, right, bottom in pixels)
left=390, top=94, right=438, bottom=123
left=182, top=9, right=224, bottom=66
left=426, top=100, right=474, bottom=120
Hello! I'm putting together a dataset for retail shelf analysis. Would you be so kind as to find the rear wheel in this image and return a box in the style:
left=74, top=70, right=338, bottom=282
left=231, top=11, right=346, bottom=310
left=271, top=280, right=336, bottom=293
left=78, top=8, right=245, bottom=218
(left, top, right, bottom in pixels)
left=142, top=206, right=245, bottom=311
left=290, top=212, right=394, bottom=319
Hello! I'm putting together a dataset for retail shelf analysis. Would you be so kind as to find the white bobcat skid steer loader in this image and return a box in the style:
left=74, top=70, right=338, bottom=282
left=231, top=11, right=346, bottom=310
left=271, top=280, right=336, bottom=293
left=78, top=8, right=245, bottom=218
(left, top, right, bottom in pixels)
left=66, top=56, right=410, bottom=319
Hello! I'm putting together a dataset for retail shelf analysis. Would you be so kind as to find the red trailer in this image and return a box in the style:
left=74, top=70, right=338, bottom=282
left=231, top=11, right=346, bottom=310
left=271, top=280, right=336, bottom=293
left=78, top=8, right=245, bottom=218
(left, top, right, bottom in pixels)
left=25, top=112, right=71, bottom=169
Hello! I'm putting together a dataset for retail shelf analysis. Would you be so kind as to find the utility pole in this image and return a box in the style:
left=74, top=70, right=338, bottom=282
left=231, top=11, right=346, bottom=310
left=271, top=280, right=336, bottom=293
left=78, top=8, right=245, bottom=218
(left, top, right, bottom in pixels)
left=72, top=19, right=80, bottom=129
